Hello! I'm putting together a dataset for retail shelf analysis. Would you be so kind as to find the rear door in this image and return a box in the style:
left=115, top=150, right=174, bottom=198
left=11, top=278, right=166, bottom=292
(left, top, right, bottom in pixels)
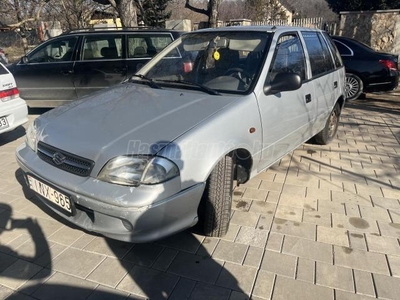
left=11, top=36, right=78, bottom=105
left=73, top=34, right=125, bottom=98
left=301, top=31, right=340, bottom=134
left=257, top=32, right=315, bottom=171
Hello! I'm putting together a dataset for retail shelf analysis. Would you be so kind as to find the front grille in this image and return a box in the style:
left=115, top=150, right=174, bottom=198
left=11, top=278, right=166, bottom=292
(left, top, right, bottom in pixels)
left=37, top=141, right=94, bottom=177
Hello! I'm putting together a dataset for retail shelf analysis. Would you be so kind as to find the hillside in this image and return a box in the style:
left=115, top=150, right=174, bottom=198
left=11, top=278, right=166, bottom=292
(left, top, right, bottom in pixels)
left=282, top=0, right=337, bottom=20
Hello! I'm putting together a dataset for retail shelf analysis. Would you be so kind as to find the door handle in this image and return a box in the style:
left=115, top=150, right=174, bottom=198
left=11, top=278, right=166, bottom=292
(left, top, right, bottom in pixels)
left=114, top=67, right=127, bottom=74
left=61, top=70, right=73, bottom=75
left=305, top=94, right=312, bottom=103
left=334, top=81, right=338, bottom=88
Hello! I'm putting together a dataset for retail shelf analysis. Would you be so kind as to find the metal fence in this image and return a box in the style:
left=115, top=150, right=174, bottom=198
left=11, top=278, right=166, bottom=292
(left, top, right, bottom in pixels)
left=222, top=17, right=338, bottom=35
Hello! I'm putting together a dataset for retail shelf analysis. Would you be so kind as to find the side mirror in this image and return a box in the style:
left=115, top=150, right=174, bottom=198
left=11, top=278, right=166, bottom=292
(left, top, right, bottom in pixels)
left=21, top=56, right=29, bottom=64
left=264, top=73, right=302, bottom=95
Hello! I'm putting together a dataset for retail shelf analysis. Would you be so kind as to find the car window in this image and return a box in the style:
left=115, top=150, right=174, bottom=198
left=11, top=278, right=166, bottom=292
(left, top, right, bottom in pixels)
left=267, top=33, right=306, bottom=83
left=128, top=34, right=173, bottom=58
left=28, top=37, right=78, bottom=63
left=333, top=40, right=352, bottom=56
left=322, top=33, right=343, bottom=68
left=302, top=31, right=334, bottom=77
left=142, top=31, right=270, bottom=94
left=0, top=64, right=8, bottom=75
left=82, top=35, right=123, bottom=60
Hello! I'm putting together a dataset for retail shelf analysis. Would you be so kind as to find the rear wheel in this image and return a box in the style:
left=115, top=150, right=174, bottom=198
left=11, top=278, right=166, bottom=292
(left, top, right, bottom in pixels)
left=314, top=103, right=341, bottom=145
left=345, top=73, right=363, bottom=100
left=199, top=155, right=233, bottom=237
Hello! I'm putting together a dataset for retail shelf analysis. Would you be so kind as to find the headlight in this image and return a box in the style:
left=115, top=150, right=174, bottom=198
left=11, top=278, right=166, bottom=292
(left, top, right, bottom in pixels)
left=25, top=121, right=38, bottom=152
left=98, top=156, right=179, bottom=186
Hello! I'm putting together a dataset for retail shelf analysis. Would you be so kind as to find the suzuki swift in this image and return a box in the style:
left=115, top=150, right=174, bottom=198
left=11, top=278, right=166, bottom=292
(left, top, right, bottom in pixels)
left=16, top=26, right=345, bottom=242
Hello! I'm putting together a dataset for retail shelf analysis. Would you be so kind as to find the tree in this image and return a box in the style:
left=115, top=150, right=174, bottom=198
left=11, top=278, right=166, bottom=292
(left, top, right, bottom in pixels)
left=218, top=0, right=246, bottom=21
left=93, top=0, right=137, bottom=27
left=135, top=0, right=171, bottom=27
left=0, top=0, right=51, bottom=28
left=45, top=0, right=100, bottom=30
left=245, top=0, right=288, bottom=22
left=168, top=0, right=207, bottom=23
left=325, top=0, right=400, bottom=13
left=185, top=0, right=222, bottom=28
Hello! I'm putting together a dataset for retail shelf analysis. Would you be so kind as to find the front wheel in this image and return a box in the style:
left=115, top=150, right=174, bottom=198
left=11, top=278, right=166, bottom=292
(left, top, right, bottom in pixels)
left=199, top=155, right=233, bottom=237
left=345, top=73, right=363, bottom=100
left=314, top=103, right=341, bottom=145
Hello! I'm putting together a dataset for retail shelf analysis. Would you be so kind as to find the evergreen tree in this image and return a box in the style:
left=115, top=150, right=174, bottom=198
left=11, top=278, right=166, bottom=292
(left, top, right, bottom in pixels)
left=135, top=0, right=171, bottom=27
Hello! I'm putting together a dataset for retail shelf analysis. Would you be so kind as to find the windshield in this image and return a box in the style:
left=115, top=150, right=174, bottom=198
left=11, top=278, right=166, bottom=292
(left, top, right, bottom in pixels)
left=138, top=31, right=271, bottom=94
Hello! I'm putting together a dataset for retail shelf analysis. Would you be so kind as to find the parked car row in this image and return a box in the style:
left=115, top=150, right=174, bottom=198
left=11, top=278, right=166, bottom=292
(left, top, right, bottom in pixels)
left=5, top=28, right=398, bottom=108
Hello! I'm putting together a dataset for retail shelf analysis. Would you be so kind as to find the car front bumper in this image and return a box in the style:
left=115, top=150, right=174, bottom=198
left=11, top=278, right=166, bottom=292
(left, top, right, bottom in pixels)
left=0, top=98, right=28, bottom=134
left=16, top=143, right=205, bottom=242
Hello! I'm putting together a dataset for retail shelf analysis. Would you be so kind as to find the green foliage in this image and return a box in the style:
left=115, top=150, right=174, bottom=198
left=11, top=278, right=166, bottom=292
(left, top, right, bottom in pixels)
left=326, top=0, right=400, bottom=13
left=135, top=0, right=171, bottom=27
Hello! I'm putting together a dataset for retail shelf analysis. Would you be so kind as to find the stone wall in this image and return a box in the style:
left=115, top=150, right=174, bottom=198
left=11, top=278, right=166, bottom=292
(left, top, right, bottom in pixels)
left=339, top=10, right=400, bottom=54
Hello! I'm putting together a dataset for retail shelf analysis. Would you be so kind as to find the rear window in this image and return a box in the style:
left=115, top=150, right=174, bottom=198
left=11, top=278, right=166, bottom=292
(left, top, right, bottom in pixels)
left=128, top=34, right=173, bottom=58
left=0, top=64, right=8, bottom=75
left=323, top=33, right=343, bottom=68
left=333, top=40, right=352, bottom=56
left=82, top=35, right=123, bottom=60
left=302, top=32, right=335, bottom=77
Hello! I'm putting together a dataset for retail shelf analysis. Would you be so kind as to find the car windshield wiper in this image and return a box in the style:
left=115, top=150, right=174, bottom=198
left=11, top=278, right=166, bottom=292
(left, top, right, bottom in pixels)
left=129, top=74, right=162, bottom=89
left=159, top=79, right=221, bottom=96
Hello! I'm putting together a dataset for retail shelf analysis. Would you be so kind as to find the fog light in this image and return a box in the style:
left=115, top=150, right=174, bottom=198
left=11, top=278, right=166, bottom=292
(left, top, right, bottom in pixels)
left=122, top=219, right=133, bottom=231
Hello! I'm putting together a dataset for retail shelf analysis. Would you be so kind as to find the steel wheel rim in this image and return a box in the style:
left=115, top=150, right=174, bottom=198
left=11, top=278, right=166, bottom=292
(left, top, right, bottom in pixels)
left=345, top=76, right=360, bottom=99
left=328, top=109, right=338, bottom=138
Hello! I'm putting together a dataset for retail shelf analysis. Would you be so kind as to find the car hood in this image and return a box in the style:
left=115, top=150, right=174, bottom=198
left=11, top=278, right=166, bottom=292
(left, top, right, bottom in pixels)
left=38, top=83, right=239, bottom=164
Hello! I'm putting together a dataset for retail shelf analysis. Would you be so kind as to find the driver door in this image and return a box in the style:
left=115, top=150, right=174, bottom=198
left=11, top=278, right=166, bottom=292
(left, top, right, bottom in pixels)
left=12, top=36, right=78, bottom=106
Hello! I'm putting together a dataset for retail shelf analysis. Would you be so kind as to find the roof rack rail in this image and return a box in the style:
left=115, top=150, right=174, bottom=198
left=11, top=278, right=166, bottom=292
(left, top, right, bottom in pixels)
left=62, top=26, right=165, bottom=34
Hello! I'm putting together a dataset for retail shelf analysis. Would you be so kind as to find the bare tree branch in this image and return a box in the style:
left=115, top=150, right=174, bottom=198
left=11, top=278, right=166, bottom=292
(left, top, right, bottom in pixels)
left=185, top=0, right=209, bottom=16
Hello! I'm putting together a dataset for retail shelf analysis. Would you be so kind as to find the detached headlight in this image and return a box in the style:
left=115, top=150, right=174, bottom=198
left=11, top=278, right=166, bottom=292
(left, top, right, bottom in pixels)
left=98, top=156, right=179, bottom=186
left=25, top=121, right=38, bottom=152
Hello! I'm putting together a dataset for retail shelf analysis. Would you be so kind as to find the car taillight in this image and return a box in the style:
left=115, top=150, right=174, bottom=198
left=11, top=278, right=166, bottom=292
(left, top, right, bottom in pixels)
left=379, top=59, right=398, bottom=71
left=0, top=87, right=19, bottom=102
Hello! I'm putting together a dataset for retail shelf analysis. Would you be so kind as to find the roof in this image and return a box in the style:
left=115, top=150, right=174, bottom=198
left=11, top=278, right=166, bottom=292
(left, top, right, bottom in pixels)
left=61, top=27, right=183, bottom=35
left=196, top=25, right=323, bottom=33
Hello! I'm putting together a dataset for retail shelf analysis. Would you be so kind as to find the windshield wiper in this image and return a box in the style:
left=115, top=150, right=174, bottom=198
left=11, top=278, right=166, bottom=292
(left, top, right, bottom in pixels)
left=129, top=74, right=162, bottom=89
left=160, top=79, right=221, bottom=96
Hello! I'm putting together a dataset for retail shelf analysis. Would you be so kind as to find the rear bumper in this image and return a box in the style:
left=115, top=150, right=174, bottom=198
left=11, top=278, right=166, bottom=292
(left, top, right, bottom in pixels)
left=0, top=98, right=28, bottom=134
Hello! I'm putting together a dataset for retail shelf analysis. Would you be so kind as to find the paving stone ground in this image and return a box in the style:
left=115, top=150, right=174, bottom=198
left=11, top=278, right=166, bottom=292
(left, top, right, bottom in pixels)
left=0, top=91, right=400, bottom=299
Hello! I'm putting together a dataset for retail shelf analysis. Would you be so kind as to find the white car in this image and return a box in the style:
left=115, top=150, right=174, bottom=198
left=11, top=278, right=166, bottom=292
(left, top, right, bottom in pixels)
left=0, top=62, right=28, bottom=134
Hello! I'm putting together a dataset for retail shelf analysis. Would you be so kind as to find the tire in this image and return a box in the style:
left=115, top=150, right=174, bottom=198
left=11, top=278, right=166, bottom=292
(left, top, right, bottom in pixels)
left=199, top=155, right=233, bottom=237
left=345, top=73, right=363, bottom=100
left=314, top=103, right=341, bottom=145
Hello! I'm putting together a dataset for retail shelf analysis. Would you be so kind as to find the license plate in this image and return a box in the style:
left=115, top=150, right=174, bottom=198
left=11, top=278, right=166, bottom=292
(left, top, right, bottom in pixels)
left=0, top=116, right=9, bottom=129
left=27, top=175, right=72, bottom=214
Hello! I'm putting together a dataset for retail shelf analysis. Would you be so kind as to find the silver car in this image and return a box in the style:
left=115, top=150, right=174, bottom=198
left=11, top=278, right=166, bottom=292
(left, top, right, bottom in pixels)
left=16, top=26, right=345, bottom=242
